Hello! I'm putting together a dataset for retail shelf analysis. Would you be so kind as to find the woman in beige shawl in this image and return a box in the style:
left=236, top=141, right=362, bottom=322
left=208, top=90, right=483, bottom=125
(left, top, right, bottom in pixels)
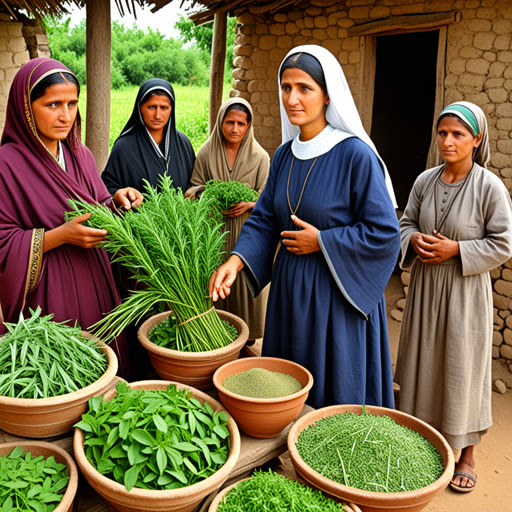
left=186, top=98, right=270, bottom=342
left=395, top=102, right=512, bottom=493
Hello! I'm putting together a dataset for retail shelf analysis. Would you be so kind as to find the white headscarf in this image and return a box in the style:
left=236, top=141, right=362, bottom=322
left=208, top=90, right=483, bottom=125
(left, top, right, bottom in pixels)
left=278, top=45, right=397, bottom=208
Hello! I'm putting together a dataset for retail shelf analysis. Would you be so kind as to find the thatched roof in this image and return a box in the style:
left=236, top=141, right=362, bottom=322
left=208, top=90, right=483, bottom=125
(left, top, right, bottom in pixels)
left=182, top=0, right=325, bottom=25
left=0, top=0, right=169, bottom=20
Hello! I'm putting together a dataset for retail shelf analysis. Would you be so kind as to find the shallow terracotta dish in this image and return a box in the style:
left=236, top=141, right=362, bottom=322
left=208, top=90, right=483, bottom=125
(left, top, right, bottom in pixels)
left=0, top=333, right=118, bottom=438
left=287, top=405, right=455, bottom=512
left=137, top=309, right=248, bottom=390
left=0, top=440, right=78, bottom=512
left=73, top=380, right=241, bottom=512
left=212, top=356, right=314, bottom=438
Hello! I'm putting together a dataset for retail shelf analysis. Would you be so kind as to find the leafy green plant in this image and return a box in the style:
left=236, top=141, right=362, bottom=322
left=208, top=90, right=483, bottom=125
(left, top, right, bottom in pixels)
left=0, top=307, right=108, bottom=399
left=202, top=180, right=259, bottom=217
left=0, top=446, right=70, bottom=512
left=218, top=469, right=344, bottom=511
left=66, top=175, right=236, bottom=351
left=75, top=382, right=231, bottom=492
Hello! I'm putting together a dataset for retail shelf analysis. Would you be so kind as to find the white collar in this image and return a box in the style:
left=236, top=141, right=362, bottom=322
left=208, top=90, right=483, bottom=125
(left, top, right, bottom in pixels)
left=57, top=141, right=66, bottom=171
left=291, top=124, right=353, bottom=160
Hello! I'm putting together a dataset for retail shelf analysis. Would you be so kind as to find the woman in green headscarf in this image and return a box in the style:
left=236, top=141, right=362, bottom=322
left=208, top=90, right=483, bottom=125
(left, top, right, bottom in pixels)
left=396, top=101, right=512, bottom=493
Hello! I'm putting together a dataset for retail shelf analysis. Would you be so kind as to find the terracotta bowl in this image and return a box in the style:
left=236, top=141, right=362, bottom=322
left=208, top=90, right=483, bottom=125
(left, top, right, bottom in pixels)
left=208, top=476, right=352, bottom=512
left=287, top=405, right=455, bottom=512
left=137, top=310, right=248, bottom=390
left=0, top=333, right=118, bottom=438
left=0, top=441, right=78, bottom=512
left=212, top=356, right=314, bottom=438
left=73, top=380, right=241, bottom=512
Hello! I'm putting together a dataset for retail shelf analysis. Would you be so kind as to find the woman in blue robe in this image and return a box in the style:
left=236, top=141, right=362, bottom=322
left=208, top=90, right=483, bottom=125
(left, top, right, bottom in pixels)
left=210, top=45, right=400, bottom=409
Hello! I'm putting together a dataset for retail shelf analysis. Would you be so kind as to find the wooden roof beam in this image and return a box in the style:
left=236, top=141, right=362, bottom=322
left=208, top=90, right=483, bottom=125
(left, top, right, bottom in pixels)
left=347, top=11, right=461, bottom=36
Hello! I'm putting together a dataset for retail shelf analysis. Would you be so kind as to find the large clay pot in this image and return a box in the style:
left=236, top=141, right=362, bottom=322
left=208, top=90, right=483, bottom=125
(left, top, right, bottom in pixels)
left=73, top=380, right=241, bottom=512
left=0, top=441, right=78, bottom=512
left=287, top=405, right=455, bottom=512
left=0, top=333, right=118, bottom=438
left=208, top=476, right=353, bottom=512
left=137, top=310, right=248, bottom=390
left=213, top=356, right=313, bottom=438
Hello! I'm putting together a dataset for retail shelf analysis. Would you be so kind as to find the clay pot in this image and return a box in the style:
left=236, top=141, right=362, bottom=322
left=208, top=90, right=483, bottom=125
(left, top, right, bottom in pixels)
left=0, top=333, right=118, bottom=438
left=0, top=441, right=78, bottom=512
left=212, top=356, right=314, bottom=438
left=137, top=310, right=248, bottom=390
left=208, top=476, right=351, bottom=512
left=73, top=380, right=241, bottom=512
left=287, top=405, right=455, bottom=512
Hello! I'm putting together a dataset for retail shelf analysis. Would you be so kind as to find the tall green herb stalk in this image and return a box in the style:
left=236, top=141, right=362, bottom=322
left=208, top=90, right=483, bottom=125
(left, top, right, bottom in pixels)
left=66, top=176, right=233, bottom=351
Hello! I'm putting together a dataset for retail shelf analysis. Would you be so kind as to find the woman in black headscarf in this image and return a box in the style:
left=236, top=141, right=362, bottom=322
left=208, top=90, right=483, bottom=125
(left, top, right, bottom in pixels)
left=102, top=78, right=195, bottom=194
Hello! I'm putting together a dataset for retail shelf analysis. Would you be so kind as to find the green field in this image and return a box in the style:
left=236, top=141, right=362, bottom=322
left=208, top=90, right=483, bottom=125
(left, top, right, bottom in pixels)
left=80, top=85, right=227, bottom=153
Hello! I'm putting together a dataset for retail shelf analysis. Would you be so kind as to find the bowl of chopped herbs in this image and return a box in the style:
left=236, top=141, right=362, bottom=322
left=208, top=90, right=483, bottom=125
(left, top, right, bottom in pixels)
left=138, top=309, right=248, bottom=390
left=0, top=307, right=118, bottom=438
left=287, top=405, right=455, bottom=512
left=73, top=380, right=240, bottom=512
left=0, top=441, right=78, bottom=512
left=209, top=470, right=353, bottom=512
left=212, top=357, right=313, bottom=438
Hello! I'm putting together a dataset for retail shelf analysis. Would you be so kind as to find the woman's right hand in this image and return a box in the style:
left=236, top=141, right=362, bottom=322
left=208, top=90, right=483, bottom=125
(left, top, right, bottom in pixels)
left=43, top=213, right=108, bottom=252
left=209, top=255, right=244, bottom=301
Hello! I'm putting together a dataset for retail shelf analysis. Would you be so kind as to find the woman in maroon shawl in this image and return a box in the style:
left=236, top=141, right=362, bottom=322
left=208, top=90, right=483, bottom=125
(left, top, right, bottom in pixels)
left=0, top=58, right=141, bottom=377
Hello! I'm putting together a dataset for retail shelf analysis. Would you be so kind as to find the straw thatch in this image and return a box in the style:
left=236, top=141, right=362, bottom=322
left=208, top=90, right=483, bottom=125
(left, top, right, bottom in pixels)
left=0, top=0, right=170, bottom=20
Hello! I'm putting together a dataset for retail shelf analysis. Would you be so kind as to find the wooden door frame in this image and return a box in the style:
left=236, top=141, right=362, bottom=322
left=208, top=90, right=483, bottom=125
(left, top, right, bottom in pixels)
left=354, top=13, right=459, bottom=168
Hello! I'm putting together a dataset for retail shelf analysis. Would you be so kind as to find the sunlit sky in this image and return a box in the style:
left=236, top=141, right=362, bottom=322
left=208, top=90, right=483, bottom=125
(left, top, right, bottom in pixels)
left=66, top=1, right=195, bottom=39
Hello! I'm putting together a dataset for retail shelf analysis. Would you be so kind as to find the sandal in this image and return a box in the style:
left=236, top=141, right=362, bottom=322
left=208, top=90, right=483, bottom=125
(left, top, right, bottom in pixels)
left=449, top=472, right=477, bottom=493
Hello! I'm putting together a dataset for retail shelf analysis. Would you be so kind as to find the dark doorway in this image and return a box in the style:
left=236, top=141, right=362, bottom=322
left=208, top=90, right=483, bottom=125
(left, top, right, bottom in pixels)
left=370, top=31, right=439, bottom=210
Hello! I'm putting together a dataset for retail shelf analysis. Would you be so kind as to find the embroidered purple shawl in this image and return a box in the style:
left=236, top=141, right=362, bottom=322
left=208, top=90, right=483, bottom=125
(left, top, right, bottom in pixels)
left=0, top=58, right=120, bottom=335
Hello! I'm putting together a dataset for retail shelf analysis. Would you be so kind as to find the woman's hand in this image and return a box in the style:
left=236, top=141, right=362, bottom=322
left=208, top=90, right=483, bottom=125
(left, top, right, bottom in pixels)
left=209, top=255, right=245, bottom=301
left=411, top=231, right=460, bottom=263
left=184, top=185, right=204, bottom=200
left=280, top=215, right=320, bottom=255
left=113, top=187, right=143, bottom=210
left=223, top=201, right=254, bottom=217
left=44, top=213, right=108, bottom=252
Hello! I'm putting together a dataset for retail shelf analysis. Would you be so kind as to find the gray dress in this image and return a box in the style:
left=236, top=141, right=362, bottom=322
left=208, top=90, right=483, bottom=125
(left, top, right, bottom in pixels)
left=395, top=163, right=512, bottom=449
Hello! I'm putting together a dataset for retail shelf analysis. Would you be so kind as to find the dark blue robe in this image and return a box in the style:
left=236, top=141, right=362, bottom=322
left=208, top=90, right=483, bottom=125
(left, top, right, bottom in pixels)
left=232, top=137, right=400, bottom=409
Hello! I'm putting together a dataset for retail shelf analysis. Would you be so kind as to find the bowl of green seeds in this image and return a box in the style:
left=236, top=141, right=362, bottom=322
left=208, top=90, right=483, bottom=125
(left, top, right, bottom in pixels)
left=287, top=405, right=455, bottom=512
left=212, top=357, right=313, bottom=438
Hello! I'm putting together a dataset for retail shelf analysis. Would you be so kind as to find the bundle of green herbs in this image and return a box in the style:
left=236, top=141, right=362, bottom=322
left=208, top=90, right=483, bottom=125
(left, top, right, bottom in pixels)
left=296, top=407, right=444, bottom=493
left=66, top=175, right=236, bottom=351
left=148, top=314, right=238, bottom=351
left=201, top=180, right=259, bottom=216
left=217, top=469, right=344, bottom=511
left=0, top=307, right=108, bottom=399
left=0, top=445, right=70, bottom=512
left=75, top=382, right=231, bottom=492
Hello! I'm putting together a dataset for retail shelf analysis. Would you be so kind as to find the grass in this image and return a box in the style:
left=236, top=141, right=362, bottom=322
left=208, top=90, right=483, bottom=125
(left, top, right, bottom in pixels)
left=79, top=85, right=229, bottom=153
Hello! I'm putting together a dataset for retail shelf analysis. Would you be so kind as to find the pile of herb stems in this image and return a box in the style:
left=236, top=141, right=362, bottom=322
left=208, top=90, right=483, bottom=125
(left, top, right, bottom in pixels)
left=217, top=469, right=345, bottom=511
left=296, top=409, right=444, bottom=493
left=0, top=446, right=70, bottom=511
left=75, top=382, right=231, bottom=492
left=66, top=175, right=235, bottom=351
left=0, top=307, right=108, bottom=399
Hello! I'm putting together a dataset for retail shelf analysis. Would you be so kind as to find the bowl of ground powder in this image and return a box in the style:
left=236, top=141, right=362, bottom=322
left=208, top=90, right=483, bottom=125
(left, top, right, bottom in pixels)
left=213, top=356, right=313, bottom=438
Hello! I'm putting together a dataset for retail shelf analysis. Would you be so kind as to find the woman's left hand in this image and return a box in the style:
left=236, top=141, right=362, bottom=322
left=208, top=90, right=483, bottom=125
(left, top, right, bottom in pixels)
left=281, top=215, right=320, bottom=255
left=113, top=187, right=143, bottom=210
left=223, top=201, right=254, bottom=217
left=417, top=231, right=460, bottom=264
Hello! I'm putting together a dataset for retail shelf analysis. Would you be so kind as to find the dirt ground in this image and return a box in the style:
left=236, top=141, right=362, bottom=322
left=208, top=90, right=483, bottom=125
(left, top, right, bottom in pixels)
left=384, top=274, right=512, bottom=512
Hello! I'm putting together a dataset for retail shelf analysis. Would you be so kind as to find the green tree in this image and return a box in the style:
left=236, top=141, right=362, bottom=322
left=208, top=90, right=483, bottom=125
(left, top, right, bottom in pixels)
left=174, top=15, right=237, bottom=82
